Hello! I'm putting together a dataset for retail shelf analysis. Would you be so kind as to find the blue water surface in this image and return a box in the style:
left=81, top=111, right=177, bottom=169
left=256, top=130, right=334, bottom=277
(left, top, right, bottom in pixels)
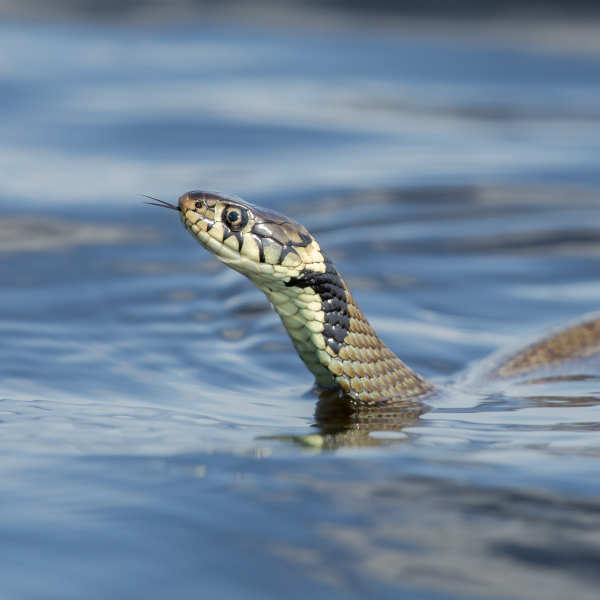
left=1, top=16, right=600, bottom=600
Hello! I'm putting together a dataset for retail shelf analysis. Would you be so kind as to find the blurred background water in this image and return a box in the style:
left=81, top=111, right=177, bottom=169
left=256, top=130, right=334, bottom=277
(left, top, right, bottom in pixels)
left=1, top=1, right=600, bottom=598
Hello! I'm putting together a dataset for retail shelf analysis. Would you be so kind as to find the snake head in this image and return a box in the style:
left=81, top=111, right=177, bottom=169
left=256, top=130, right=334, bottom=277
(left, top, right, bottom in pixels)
left=178, top=190, right=326, bottom=281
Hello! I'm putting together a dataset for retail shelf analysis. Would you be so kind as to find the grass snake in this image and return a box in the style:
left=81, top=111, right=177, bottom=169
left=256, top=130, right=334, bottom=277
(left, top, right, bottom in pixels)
left=149, top=189, right=600, bottom=406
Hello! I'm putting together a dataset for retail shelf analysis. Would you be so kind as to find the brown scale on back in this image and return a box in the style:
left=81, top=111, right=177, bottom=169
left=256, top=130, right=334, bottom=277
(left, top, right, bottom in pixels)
left=490, top=315, right=600, bottom=380
left=338, top=287, right=433, bottom=401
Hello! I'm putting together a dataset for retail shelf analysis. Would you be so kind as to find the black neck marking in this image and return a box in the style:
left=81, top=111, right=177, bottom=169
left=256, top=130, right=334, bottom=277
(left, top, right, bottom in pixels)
left=285, top=255, right=350, bottom=354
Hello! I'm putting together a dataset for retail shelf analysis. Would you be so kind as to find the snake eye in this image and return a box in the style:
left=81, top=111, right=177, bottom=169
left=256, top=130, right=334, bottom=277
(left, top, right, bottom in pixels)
left=223, top=206, right=248, bottom=231
left=195, top=201, right=204, bottom=210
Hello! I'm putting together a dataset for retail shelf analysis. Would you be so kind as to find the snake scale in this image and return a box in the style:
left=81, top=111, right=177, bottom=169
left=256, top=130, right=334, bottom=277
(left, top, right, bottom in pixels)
left=148, top=190, right=600, bottom=405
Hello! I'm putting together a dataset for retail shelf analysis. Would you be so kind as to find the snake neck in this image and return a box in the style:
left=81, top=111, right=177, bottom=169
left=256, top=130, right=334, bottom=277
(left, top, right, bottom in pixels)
left=250, top=254, right=435, bottom=405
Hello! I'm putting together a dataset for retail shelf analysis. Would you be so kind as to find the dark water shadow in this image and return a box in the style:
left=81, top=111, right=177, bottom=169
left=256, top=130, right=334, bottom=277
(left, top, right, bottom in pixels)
left=264, top=388, right=430, bottom=451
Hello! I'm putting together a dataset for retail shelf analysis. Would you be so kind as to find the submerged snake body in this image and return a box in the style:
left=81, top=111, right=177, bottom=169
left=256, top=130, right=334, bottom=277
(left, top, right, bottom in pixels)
left=176, top=190, right=434, bottom=404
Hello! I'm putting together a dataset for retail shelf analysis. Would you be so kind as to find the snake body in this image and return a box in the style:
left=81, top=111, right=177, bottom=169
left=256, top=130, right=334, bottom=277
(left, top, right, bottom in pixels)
left=172, top=190, right=435, bottom=405
left=148, top=189, right=600, bottom=406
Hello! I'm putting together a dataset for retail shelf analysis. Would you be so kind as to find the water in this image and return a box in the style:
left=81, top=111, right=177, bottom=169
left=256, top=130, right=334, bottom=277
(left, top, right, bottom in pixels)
left=1, top=16, right=600, bottom=599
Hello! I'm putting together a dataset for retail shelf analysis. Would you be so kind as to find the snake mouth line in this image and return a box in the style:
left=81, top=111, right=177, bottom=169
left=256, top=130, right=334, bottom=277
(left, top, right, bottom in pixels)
left=140, top=195, right=180, bottom=211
